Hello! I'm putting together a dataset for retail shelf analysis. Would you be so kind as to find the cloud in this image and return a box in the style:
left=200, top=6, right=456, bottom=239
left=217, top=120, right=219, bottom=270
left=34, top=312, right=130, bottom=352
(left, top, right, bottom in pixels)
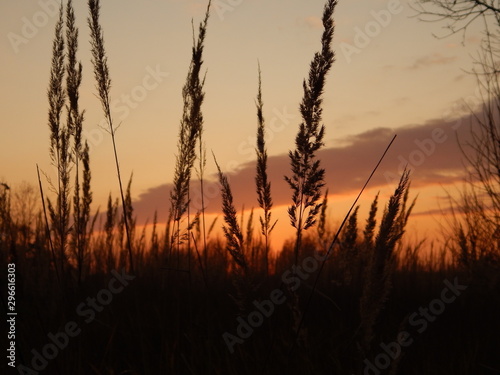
left=394, top=96, right=410, bottom=105
left=409, top=53, right=457, bottom=70
left=132, top=111, right=478, bottom=224
left=304, top=16, right=323, bottom=29
left=297, top=16, right=323, bottom=30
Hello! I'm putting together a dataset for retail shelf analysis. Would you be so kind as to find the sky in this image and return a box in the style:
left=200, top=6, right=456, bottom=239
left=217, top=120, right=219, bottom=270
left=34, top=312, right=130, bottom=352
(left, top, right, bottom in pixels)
left=0, top=0, right=489, bottom=249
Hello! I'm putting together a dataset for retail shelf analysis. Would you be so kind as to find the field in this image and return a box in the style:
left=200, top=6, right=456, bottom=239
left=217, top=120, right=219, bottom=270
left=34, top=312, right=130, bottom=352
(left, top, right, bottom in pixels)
left=1, top=0, right=500, bottom=374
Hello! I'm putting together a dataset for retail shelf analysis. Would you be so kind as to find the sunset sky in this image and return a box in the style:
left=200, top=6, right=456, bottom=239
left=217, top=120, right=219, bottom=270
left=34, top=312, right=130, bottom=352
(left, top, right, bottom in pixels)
left=0, top=0, right=487, bottom=248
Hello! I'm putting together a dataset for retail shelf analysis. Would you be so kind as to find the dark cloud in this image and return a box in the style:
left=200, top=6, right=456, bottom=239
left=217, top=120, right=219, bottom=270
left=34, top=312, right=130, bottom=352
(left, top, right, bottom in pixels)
left=132, top=111, right=477, bottom=224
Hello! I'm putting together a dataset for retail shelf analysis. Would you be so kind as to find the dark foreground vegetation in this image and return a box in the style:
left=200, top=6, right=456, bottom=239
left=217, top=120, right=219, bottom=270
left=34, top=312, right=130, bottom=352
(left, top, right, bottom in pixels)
left=1, top=193, right=499, bottom=374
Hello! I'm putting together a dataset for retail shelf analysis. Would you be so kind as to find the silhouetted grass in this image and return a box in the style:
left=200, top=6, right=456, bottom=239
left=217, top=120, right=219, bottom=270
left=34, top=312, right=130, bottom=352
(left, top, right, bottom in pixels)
left=1, top=0, right=499, bottom=374
left=255, top=64, right=276, bottom=277
left=88, top=0, right=134, bottom=272
left=285, top=0, right=336, bottom=267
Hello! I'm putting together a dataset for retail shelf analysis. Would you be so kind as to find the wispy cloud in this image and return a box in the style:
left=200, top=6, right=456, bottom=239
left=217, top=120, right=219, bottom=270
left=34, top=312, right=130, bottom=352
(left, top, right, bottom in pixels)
left=302, top=15, right=323, bottom=29
left=132, top=111, right=477, bottom=223
left=409, top=52, right=457, bottom=70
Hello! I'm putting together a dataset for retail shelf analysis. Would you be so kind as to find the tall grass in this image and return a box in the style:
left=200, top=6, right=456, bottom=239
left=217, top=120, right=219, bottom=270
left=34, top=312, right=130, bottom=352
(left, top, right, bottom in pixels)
left=46, top=2, right=70, bottom=285
left=88, top=0, right=134, bottom=272
left=363, top=192, right=379, bottom=248
left=255, top=64, right=276, bottom=276
left=214, top=154, right=250, bottom=313
left=66, top=0, right=92, bottom=285
left=214, top=155, right=248, bottom=272
left=316, top=188, right=329, bottom=251
left=169, top=0, right=211, bottom=269
left=285, top=0, right=337, bottom=267
left=339, top=205, right=359, bottom=285
left=4, top=0, right=500, bottom=374
left=104, top=194, right=118, bottom=272
left=443, top=32, right=500, bottom=279
left=359, top=169, right=415, bottom=354
left=0, top=183, right=12, bottom=263
left=41, top=1, right=92, bottom=288
left=281, top=0, right=337, bottom=352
